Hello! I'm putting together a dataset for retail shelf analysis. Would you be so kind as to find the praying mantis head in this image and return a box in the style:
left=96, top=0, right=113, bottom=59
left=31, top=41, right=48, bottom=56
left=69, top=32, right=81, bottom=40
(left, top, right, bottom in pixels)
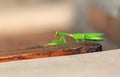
left=55, top=32, right=59, bottom=37
left=55, top=32, right=72, bottom=37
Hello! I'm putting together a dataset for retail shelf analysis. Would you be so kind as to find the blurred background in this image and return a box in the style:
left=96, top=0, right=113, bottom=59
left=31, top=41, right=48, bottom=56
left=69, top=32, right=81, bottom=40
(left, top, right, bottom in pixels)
left=0, top=0, right=119, bottom=51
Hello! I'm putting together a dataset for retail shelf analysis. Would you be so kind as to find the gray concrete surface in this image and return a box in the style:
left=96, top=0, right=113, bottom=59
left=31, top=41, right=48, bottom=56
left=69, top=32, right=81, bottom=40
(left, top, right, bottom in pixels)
left=0, top=49, right=120, bottom=77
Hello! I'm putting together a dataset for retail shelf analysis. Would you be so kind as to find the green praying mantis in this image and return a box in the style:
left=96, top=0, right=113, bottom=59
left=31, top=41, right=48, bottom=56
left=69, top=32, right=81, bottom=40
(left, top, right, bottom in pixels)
left=45, top=32, right=104, bottom=47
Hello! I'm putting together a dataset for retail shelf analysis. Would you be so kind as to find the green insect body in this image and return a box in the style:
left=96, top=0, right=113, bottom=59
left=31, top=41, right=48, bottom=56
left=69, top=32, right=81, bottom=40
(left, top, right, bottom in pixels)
left=56, top=32, right=104, bottom=42
left=70, top=33, right=104, bottom=42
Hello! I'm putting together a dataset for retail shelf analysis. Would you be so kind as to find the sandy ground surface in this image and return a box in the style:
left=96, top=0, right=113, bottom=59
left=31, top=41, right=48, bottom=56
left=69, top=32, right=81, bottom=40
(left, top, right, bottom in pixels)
left=0, top=49, right=119, bottom=77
